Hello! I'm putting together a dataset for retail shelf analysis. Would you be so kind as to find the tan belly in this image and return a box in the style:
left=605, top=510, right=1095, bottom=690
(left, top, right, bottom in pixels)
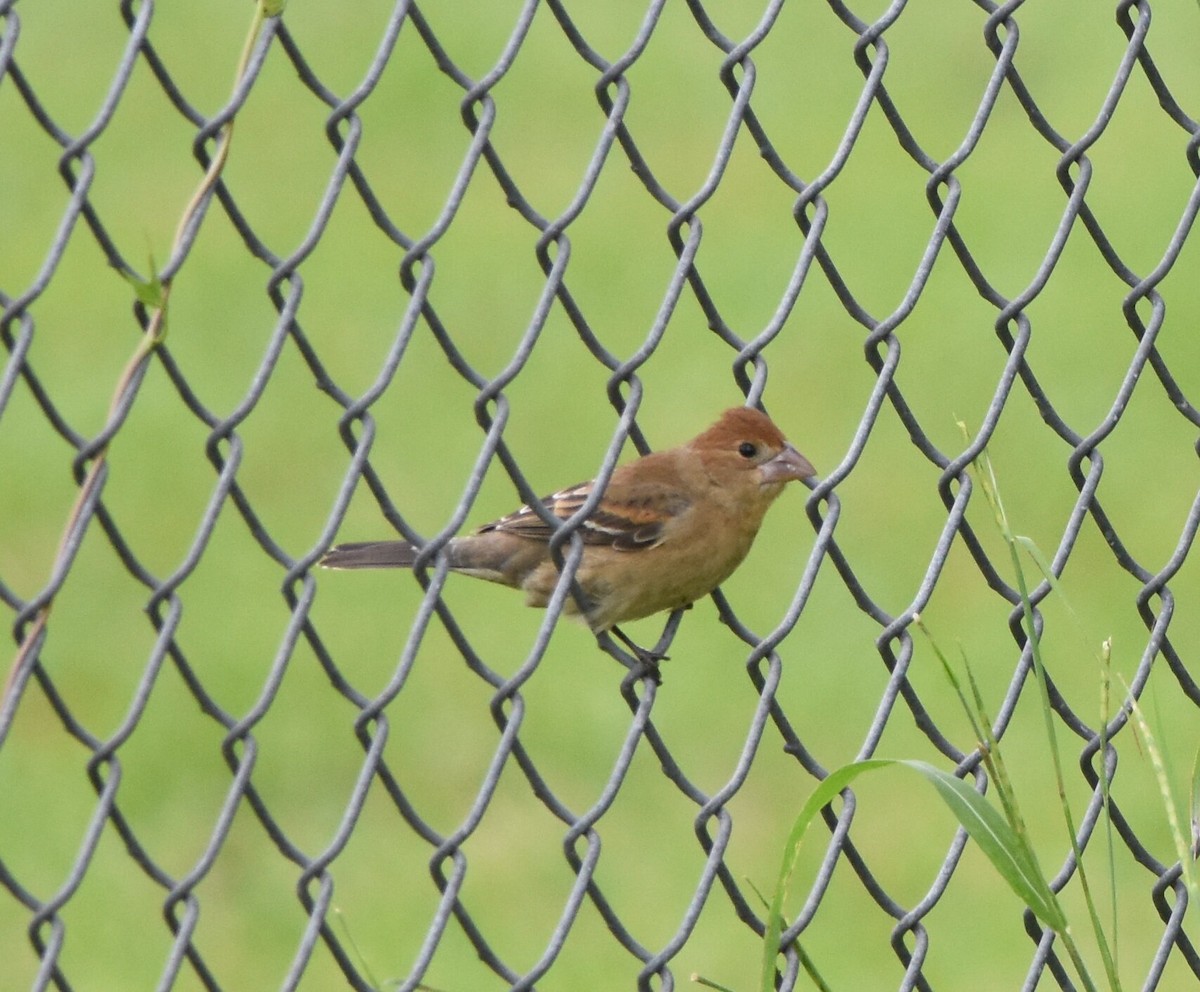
left=520, top=538, right=751, bottom=632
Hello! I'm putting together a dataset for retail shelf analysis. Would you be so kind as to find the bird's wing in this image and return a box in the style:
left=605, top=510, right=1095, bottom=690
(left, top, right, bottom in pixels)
left=477, top=479, right=690, bottom=551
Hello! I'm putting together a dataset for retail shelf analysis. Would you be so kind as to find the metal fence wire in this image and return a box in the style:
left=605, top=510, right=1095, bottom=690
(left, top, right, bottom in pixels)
left=3, top=0, right=1200, bottom=989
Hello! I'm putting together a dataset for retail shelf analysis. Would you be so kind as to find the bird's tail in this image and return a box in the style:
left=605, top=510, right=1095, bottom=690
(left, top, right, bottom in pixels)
left=320, top=540, right=420, bottom=569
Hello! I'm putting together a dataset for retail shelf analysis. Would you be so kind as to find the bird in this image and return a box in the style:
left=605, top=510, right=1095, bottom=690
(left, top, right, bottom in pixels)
left=321, top=407, right=815, bottom=661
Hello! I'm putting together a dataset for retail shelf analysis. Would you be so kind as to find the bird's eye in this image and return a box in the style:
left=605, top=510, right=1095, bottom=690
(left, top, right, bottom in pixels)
left=738, top=441, right=758, bottom=459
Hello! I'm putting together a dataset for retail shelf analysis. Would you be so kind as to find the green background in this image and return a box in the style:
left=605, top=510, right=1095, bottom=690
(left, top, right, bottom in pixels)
left=2, top=1, right=1200, bottom=989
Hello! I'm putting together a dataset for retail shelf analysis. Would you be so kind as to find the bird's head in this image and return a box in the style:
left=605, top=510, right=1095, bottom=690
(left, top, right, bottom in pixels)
left=690, top=407, right=816, bottom=498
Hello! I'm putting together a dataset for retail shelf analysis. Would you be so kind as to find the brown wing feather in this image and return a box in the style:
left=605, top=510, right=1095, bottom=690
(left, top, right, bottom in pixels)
left=477, top=480, right=689, bottom=551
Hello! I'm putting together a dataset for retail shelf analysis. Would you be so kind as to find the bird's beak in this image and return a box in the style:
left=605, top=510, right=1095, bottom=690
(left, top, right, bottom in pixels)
left=760, top=443, right=816, bottom=484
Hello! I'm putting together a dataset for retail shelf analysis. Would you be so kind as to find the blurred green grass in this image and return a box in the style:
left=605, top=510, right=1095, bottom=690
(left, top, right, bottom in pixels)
left=2, top=1, right=1200, bottom=989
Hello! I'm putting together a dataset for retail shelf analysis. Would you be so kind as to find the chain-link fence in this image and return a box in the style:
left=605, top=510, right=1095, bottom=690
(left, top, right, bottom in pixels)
left=3, top=1, right=1200, bottom=989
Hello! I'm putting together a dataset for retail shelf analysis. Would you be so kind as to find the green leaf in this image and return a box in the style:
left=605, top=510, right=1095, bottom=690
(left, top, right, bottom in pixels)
left=1014, top=534, right=1071, bottom=602
left=120, top=267, right=165, bottom=309
left=691, top=974, right=737, bottom=991
left=762, top=759, right=1067, bottom=992
left=120, top=260, right=167, bottom=310
left=908, top=760, right=1065, bottom=930
left=761, top=759, right=893, bottom=992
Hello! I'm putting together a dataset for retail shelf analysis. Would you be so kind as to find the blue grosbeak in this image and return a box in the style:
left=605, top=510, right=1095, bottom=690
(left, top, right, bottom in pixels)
left=322, top=407, right=814, bottom=650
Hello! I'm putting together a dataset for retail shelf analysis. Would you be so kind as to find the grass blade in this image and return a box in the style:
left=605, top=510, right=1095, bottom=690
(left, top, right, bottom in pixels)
left=763, top=758, right=1068, bottom=991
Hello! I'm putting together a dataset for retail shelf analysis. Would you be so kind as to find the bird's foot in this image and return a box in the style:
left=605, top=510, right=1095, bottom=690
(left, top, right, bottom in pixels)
left=630, top=648, right=666, bottom=685
left=606, top=626, right=668, bottom=684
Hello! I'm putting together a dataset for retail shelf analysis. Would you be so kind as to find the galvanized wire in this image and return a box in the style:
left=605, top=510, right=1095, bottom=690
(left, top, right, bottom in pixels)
left=2, top=0, right=1200, bottom=990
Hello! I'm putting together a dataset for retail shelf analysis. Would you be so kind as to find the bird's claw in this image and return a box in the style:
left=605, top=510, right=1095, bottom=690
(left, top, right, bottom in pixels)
left=631, top=648, right=667, bottom=685
left=606, top=626, right=669, bottom=683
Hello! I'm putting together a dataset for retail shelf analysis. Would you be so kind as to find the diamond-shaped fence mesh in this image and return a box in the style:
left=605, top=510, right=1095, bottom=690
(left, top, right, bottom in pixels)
left=3, top=1, right=1200, bottom=989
